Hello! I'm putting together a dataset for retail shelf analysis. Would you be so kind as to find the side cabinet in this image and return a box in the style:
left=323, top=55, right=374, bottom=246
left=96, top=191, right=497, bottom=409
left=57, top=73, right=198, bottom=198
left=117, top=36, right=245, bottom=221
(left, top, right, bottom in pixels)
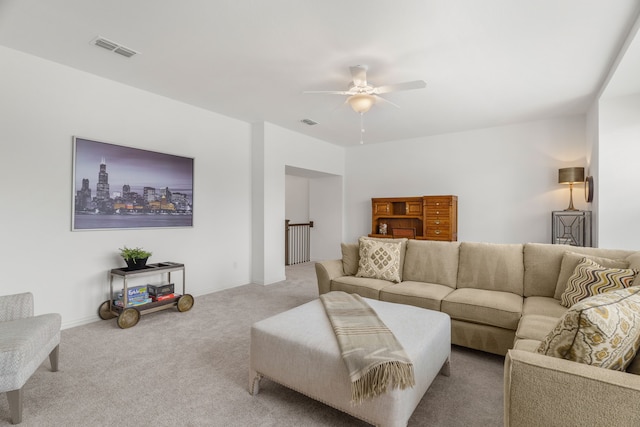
left=369, top=195, right=458, bottom=241
left=551, top=210, right=592, bottom=247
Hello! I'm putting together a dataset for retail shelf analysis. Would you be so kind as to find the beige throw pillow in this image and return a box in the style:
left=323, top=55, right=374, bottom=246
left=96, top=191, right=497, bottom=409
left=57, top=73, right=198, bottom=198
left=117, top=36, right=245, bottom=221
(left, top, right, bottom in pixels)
left=554, top=251, right=629, bottom=300
left=356, top=237, right=403, bottom=283
left=341, top=243, right=360, bottom=276
left=537, top=287, right=640, bottom=371
left=560, top=257, right=638, bottom=308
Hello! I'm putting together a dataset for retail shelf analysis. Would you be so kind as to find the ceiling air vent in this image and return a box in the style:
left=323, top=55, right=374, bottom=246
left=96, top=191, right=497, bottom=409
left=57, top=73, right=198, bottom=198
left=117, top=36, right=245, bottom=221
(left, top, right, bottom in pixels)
left=92, top=36, right=139, bottom=58
left=301, top=119, right=318, bottom=126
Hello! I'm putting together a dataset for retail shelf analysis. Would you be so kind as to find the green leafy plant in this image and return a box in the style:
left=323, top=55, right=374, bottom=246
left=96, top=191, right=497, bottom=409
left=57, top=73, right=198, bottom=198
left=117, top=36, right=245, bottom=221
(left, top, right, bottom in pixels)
left=119, top=246, right=152, bottom=261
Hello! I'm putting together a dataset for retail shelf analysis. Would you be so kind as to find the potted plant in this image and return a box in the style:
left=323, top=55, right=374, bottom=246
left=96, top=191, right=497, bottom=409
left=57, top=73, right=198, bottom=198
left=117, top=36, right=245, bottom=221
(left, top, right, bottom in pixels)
left=119, top=246, right=152, bottom=270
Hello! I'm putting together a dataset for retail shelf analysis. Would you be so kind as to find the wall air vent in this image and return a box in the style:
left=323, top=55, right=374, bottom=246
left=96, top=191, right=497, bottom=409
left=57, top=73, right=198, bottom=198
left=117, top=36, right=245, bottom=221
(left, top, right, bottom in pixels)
left=301, top=119, right=318, bottom=126
left=92, top=36, right=139, bottom=58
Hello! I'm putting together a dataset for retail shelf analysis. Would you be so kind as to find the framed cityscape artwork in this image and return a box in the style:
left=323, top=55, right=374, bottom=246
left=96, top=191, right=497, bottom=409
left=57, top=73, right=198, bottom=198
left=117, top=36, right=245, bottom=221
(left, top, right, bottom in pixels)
left=72, top=136, right=194, bottom=231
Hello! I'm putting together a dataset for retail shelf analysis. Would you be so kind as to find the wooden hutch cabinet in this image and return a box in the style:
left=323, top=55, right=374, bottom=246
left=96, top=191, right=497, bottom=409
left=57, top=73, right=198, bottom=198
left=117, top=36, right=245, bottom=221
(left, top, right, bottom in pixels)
left=369, top=196, right=458, bottom=241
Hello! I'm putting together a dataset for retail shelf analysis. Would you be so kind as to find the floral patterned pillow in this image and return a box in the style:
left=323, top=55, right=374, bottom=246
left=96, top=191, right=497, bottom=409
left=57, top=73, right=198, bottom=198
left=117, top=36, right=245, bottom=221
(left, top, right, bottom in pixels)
left=537, top=287, right=640, bottom=371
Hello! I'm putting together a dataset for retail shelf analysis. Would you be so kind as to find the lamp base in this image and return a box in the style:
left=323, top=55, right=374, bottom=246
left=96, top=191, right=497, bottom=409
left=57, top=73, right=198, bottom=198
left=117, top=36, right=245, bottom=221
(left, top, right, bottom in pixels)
left=564, top=183, right=578, bottom=211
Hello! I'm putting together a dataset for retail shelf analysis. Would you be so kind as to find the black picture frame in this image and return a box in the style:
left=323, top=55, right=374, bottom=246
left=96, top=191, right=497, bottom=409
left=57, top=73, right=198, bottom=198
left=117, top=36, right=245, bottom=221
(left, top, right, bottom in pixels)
left=72, top=136, right=194, bottom=230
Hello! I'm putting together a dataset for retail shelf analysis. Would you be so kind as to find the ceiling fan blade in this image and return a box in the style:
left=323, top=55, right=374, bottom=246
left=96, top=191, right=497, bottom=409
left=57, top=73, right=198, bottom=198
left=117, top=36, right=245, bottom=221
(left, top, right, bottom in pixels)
left=303, top=90, right=352, bottom=95
left=373, top=80, right=426, bottom=94
left=349, top=65, right=368, bottom=87
left=374, top=94, right=400, bottom=109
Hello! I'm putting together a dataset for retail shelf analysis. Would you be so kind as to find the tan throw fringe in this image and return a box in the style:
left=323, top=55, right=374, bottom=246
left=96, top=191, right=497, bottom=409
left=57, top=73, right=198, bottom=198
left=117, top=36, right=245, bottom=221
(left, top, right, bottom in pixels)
left=351, top=361, right=416, bottom=404
left=320, top=291, right=416, bottom=405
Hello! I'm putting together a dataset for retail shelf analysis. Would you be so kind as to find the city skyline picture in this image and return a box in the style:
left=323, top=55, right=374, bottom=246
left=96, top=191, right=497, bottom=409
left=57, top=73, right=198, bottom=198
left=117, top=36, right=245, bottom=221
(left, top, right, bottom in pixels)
left=72, top=136, right=194, bottom=230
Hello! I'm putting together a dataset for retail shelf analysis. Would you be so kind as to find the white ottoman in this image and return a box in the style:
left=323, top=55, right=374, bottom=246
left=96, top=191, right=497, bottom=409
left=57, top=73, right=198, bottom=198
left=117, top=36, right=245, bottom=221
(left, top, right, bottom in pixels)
left=249, top=298, right=451, bottom=427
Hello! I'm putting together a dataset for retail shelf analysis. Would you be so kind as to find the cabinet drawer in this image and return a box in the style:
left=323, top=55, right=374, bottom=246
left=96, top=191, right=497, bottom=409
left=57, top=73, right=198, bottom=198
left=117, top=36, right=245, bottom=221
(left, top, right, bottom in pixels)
left=426, top=218, right=450, bottom=227
left=425, top=230, right=452, bottom=240
left=426, top=208, right=452, bottom=217
left=424, top=197, right=453, bottom=207
left=373, top=202, right=391, bottom=215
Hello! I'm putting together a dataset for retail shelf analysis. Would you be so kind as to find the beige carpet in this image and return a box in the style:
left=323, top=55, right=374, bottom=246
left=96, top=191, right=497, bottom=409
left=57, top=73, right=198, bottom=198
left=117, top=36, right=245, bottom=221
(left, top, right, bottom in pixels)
left=0, top=263, right=504, bottom=426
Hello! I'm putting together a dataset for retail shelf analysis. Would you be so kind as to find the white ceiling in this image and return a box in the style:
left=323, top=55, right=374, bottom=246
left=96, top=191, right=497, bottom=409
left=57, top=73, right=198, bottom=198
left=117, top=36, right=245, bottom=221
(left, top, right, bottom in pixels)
left=0, top=0, right=638, bottom=146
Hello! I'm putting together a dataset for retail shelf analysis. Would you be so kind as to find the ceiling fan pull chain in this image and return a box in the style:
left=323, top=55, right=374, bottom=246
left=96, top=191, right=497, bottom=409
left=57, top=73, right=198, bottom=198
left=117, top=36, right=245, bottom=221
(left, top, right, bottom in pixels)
left=360, top=112, right=365, bottom=144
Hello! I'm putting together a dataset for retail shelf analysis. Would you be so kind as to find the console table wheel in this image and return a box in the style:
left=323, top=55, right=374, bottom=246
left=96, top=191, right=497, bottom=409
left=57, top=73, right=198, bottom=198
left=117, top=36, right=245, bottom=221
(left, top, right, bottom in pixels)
left=98, top=300, right=116, bottom=320
left=117, top=308, right=140, bottom=329
left=177, top=294, right=194, bottom=312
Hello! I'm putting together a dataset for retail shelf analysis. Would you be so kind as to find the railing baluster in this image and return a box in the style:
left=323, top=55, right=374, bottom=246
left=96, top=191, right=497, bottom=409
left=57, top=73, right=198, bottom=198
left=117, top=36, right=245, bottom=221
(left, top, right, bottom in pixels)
left=284, top=220, right=314, bottom=265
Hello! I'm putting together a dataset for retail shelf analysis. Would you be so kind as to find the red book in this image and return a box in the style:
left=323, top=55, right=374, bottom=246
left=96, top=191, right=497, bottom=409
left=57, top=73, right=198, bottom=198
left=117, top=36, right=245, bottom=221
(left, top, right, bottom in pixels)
left=152, top=293, right=175, bottom=302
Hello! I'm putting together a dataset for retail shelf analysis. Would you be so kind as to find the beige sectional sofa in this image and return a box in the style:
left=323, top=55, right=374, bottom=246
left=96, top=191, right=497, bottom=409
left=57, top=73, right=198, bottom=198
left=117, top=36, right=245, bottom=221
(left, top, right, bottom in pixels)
left=315, top=239, right=640, bottom=426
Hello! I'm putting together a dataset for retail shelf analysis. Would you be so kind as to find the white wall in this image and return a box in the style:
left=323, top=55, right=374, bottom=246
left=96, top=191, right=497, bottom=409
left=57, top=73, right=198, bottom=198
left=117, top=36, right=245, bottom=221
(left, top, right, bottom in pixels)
left=585, top=103, right=599, bottom=246
left=285, top=175, right=309, bottom=223
left=252, top=122, right=345, bottom=285
left=344, top=117, right=587, bottom=244
left=598, top=93, right=640, bottom=249
left=310, top=175, right=343, bottom=261
left=595, top=13, right=640, bottom=250
left=0, top=46, right=253, bottom=328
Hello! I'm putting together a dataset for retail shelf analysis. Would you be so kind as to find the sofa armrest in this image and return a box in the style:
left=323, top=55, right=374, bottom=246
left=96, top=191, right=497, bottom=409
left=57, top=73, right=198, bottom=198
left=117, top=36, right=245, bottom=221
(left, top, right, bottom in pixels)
left=504, top=349, right=640, bottom=426
left=0, top=292, right=34, bottom=322
left=314, top=260, right=345, bottom=295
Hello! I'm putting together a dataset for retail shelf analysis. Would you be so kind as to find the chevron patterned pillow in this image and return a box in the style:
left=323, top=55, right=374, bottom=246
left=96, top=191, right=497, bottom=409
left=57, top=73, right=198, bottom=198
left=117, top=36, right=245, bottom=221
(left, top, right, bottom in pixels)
left=560, top=257, right=639, bottom=308
left=538, top=287, right=640, bottom=371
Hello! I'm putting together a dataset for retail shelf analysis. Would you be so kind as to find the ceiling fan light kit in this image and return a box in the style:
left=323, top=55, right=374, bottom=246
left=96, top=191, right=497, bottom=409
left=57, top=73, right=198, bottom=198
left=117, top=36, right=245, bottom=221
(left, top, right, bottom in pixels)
left=348, top=94, right=376, bottom=113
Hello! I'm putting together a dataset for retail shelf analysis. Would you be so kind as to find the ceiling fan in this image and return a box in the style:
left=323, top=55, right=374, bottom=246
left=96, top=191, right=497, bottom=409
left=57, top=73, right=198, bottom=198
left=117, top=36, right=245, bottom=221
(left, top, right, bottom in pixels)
left=304, top=65, right=426, bottom=143
left=304, top=65, right=427, bottom=114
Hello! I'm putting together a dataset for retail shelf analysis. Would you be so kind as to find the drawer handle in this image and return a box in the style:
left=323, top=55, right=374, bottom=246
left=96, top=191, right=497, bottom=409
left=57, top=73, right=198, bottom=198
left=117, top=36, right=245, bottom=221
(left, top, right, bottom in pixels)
left=435, top=221, right=440, bottom=225
left=436, top=211, right=439, bottom=215
left=436, top=202, right=440, bottom=206
left=435, top=230, right=441, bottom=235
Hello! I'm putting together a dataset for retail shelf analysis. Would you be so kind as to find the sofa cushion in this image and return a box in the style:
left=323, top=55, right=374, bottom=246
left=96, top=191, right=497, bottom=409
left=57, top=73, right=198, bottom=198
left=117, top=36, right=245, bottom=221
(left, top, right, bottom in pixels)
left=626, top=252, right=640, bottom=286
left=537, top=287, right=640, bottom=371
left=456, top=242, right=524, bottom=295
left=356, top=237, right=403, bottom=283
left=341, top=243, right=360, bottom=276
left=513, top=338, right=541, bottom=352
left=522, top=296, right=567, bottom=318
left=554, top=251, right=629, bottom=300
left=523, top=243, right=636, bottom=298
left=560, top=258, right=638, bottom=307
left=441, top=288, right=522, bottom=330
left=516, top=314, right=561, bottom=342
left=379, top=281, right=455, bottom=312
left=402, top=240, right=460, bottom=288
left=331, top=276, right=394, bottom=300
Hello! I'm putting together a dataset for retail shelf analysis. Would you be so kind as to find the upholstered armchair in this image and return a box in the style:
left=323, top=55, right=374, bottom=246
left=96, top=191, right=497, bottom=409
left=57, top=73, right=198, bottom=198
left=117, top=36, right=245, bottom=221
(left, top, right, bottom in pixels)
left=0, top=292, right=61, bottom=424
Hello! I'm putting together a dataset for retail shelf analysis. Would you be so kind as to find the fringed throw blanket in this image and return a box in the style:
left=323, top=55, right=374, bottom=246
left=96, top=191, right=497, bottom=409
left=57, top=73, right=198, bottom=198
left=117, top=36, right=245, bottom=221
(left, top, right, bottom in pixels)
left=320, top=291, right=415, bottom=404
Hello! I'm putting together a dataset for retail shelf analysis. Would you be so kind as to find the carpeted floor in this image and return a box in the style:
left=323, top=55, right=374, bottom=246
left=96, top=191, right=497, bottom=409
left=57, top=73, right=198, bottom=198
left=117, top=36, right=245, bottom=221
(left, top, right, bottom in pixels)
left=0, top=263, right=504, bottom=426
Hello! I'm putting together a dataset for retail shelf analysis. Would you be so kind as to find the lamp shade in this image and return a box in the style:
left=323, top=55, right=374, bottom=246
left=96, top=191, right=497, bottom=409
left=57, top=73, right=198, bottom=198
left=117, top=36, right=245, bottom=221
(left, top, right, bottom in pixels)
left=558, top=167, right=585, bottom=184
